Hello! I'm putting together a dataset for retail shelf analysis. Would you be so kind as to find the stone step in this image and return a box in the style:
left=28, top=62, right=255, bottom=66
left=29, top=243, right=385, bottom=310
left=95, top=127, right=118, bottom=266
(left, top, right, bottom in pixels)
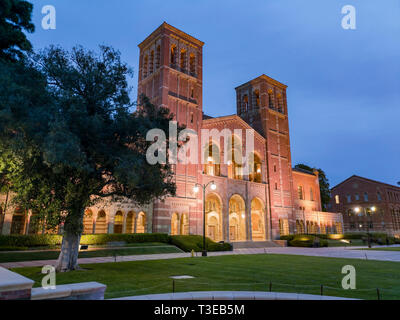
left=232, top=241, right=281, bottom=249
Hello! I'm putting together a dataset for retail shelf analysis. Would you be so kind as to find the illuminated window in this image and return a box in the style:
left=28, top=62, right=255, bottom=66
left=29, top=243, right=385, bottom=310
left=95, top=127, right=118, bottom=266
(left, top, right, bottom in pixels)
left=170, top=45, right=177, bottom=66
left=189, top=53, right=195, bottom=75
left=298, top=186, right=304, bottom=200
left=253, top=90, right=260, bottom=107
left=335, top=195, right=340, bottom=204
left=180, top=49, right=186, bottom=70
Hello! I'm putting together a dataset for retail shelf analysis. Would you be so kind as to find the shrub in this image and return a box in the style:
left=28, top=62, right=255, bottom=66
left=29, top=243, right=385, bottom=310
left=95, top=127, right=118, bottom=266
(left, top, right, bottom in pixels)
left=0, top=233, right=169, bottom=248
left=169, top=235, right=232, bottom=252
left=287, top=235, right=328, bottom=247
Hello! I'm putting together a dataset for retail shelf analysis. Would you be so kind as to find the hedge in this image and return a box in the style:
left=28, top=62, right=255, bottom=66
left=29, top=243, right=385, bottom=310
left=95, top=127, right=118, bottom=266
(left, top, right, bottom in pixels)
left=283, top=235, right=328, bottom=247
left=0, top=233, right=169, bottom=248
left=169, top=235, right=233, bottom=252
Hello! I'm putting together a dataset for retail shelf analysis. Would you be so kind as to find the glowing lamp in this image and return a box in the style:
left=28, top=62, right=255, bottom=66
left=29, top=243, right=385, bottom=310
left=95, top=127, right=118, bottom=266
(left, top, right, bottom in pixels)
left=210, top=182, right=217, bottom=191
left=193, top=185, right=199, bottom=193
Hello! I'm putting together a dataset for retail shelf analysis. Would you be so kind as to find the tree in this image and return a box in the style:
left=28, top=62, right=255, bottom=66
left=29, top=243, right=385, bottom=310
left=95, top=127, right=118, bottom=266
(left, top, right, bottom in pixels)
left=0, top=45, right=179, bottom=271
left=294, top=163, right=331, bottom=211
left=0, top=0, right=35, bottom=61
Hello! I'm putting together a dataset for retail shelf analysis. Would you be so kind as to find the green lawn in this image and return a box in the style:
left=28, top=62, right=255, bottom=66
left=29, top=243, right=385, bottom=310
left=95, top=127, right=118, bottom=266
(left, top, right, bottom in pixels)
left=0, top=243, right=181, bottom=263
left=327, top=239, right=365, bottom=247
left=13, top=254, right=400, bottom=300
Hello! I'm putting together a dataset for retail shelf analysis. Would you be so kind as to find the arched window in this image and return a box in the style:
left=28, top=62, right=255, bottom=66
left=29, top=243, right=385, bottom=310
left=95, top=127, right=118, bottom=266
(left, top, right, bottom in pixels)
left=242, top=95, right=248, bottom=113
left=204, top=142, right=220, bottom=176
left=170, top=45, right=177, bottom=67
left=11, top=207, right=26, bottom=234
left=189, top=53, right=195, bottom=75
left=126, top=211, right=135, bottom=234
left=143, top=55, right=148, bottom=78
left=268, top=90, right=274, bottom=109
left=95, top=210, right=107, bottom=234
left=249, top=153, right=262, bottom=183
left=253, top=90, right=260, bottom=108
left=136, top=212, right=146, bottom=233
left=149, top=50, right=154, bottom=74
left=180, top=49, right=187, bottom=71
left=310, top=188, right=314, bottom=201
left=83, top=209, right=94, bottom=234
left=279, top=219, right=289, bottom=236
left=277, top=93, right=284, bottom=113
left=114, top=211, right=123, bottom=234
left=156, top=45, right=161, bottom=69
left=227, top=135, right=243, bottom=180
left=298, top=186, right=304, bottom=200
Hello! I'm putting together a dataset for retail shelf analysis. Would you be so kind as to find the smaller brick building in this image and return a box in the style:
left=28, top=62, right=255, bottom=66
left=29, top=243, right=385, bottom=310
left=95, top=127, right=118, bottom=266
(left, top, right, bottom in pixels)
left=329, top=175, right=400, bottom=237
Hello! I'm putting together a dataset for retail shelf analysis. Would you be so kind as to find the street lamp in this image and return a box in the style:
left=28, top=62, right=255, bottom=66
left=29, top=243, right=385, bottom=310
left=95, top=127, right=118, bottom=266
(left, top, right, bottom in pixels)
left=354, top=206, right=376, bottom=248
left=193, top=181, right=216, bottom=257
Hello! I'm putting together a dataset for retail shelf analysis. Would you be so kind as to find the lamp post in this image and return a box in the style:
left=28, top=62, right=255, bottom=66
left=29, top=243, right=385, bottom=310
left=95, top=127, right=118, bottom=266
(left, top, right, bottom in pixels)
left=193, top=181, right=217, bottom=257
left=355, top=206, right=376, bottom=248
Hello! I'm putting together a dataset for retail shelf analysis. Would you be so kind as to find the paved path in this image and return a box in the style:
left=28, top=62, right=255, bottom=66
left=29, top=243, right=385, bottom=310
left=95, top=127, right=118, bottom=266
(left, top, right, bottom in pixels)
left=2, top=246, right=400, bottom=269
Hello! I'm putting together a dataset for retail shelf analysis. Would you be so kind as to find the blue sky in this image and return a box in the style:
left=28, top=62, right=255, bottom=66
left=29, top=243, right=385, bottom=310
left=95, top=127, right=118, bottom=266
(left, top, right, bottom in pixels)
left=29, top=0, right=400, bottom=188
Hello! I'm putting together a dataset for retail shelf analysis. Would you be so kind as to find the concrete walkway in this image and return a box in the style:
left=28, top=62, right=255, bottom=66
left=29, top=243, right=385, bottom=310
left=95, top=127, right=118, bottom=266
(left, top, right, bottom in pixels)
left=112, top=290, right=357, bottom=300
left=2, top=246, right=400, bottom=269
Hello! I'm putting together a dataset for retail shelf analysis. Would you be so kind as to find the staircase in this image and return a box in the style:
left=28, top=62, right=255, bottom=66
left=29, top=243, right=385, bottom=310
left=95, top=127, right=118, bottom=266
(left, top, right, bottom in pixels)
left=232, top=241, right=281, bottom=249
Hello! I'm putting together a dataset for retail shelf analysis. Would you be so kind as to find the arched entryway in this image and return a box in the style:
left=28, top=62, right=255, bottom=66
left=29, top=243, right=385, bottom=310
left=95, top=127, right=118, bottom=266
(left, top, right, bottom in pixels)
left=125, top=211, right=135, bottom=233
left=180, top=213, right=189, bottom=235
left=251, top=198, right=265, bottom=241
left=95, top=210, right=107, bottom=234
left=205, top=193, right=222, bottom=241
left=114, top=211, right=123, bottom=233
left=136, top=212, right=146, bottom=233
left=229, top=194, right=246, bottom=241
left=171, top=212, right=179, bottom=235
left=83, top=209, right=94, bottom=234
left=11, top=208, right=26, bottom=234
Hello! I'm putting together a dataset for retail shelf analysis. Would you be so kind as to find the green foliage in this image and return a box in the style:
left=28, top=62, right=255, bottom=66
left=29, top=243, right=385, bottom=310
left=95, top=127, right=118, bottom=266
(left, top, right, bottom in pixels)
left=294, top=163, right=331, bottom=211
left=282, top=234, right=328, bottom=247
left=169, top=235, right=233, bottom=252
left=79, top=233, right=169, bottom=245
left=0, top=0, right=35, bottom=61
left=0, top=233, right=169, bottom=247
left=1, top=45, right=181, bottom=238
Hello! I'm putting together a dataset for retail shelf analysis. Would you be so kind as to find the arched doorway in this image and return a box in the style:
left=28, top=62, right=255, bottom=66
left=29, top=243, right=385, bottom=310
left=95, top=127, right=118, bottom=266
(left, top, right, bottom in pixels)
left=205, top=193, right=222, bottom=241
left=83, top=209, right=93, bottom=234
left=114, top=211, right=123, bottom=233
left=229, top=195, right=246, bottom=241
left=171, top=212, right=179, bottom=235
left=95, top=210, right=107, bottom=234
left=296, top=220, right=305, bottom=234
left=136, top=212, right=146, bottom=233
left=180, top=213, right=189, bottom=235
left=251, top=198, right=265, bottom=240
left=125, top=211, right=135, bottom=233
left=11, top=208, right=26, bottom=234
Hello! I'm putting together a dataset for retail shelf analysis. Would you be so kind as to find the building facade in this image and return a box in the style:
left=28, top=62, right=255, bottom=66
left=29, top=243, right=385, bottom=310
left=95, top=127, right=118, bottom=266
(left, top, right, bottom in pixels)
left=329, top=175, right=400, bottom=237
left=0, top=22, right=343, bottom=240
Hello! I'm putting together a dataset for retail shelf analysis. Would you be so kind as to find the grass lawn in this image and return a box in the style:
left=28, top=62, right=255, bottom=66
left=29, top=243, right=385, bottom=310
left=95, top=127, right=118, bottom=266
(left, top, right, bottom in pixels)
left=13, top=254, right=400, bottom=300
left=0, top=243, right=181, bottom=263
left=327, top=239, right=365, bottom=247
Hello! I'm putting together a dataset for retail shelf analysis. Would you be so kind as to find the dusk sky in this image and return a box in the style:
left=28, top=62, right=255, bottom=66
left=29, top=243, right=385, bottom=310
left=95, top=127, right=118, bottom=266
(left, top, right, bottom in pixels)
left=29, top=0, right=400, bottom=188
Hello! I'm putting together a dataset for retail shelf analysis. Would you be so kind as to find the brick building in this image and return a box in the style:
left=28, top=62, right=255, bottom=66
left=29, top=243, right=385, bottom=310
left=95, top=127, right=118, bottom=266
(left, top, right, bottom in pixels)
left=0, top=22, right=343, bottom=241
left=329, top=175, right=400, bottom=237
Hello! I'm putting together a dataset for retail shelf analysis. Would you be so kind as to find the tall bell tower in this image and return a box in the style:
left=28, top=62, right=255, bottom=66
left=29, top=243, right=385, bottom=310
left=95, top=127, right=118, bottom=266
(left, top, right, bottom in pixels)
left=138, top=22, right=205, bottom=233
left=235, top=75, right=296, bottom=239
left=138, top=22, right=204, bottom=131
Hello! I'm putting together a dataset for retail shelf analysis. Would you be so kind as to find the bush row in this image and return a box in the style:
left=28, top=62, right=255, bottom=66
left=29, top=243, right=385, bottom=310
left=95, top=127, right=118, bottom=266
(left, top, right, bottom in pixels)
left=280, top=234, right=328, bottom=247
left=0, top=233, right=233, bottom=252
left=0, top=233, right=169, bottom=247
left=169, top=235, right=233, bottom=252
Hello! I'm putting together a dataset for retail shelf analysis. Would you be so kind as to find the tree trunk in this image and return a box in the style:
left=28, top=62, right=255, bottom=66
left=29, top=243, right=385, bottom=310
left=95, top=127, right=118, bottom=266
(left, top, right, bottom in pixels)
left=55, top=231, right=82, bottom=272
